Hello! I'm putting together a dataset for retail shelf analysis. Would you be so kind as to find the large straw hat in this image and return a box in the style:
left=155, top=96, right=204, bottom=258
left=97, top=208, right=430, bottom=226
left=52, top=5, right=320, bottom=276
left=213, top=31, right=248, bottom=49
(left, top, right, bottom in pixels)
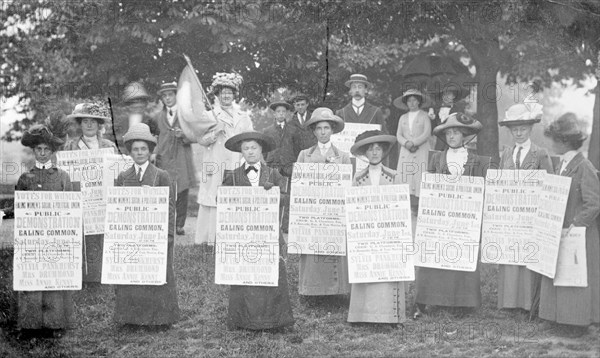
left=225, top=131, right=275, bottom=153
left=499, top=103, right=543, bottom=127
left=66, top=102, right=111, bottom=124
left=21, top=124, right=64, bottom=151
left=269, top=100, right=293, bottom=111
left=122, top=81, right=151, bottom=103
left=122, top=123, right=157, bottom=145
left=350, top=130, right=397, bottom=158
left=344, top=74, right=372, bottom=89
left=393, top=89, right=432, bottom=110
left=432, top=112, right=482, bottom=138
left=157, top=82, right=178, bottom=95
left=303, top=107, right=345, bottom=134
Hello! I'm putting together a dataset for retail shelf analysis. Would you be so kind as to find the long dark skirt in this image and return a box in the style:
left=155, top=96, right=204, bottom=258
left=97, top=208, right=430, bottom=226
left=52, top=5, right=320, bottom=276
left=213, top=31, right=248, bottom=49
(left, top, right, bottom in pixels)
left=18, top=291, right=74, bottom=330
left=83, top=234, right=104, bottom=282
left=227, top=258, right=294, bottom=330
left=415, top=265, right=481, bottom=308
left=114, top=243, right=180, bottom=325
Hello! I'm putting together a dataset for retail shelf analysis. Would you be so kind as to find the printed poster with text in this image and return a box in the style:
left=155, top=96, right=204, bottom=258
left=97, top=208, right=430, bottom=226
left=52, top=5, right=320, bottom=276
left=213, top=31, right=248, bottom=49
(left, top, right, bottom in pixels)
left=102, top=186, right=169, bottom=285
left=553, top=227, right=587, bottom=287
left=13, top=191, right=83, bottom=291
left=526, top=174, right=572, bottom=279
left=415, top=173, right=485, bottom=272
left=481, top=170, right=546, bottom=265
left=345, top=184, right=414, bottom=283
left=331, top=122, right=381, bottom=172
left=56, top=148, right=114, bottom=235
left=288, top=162, right=353, bottom=256
left=215, top=186, right=280, bottom=286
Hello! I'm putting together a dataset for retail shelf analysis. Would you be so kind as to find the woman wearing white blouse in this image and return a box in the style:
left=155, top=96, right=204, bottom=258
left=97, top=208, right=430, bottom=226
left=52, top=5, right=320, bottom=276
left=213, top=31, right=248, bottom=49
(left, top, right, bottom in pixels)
left=414, top=112, right=486, bottom=318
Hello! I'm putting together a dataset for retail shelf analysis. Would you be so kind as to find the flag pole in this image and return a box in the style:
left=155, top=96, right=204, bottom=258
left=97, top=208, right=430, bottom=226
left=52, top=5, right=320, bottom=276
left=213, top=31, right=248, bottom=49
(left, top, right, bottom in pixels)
left=182, top=54, right=214, bottom=112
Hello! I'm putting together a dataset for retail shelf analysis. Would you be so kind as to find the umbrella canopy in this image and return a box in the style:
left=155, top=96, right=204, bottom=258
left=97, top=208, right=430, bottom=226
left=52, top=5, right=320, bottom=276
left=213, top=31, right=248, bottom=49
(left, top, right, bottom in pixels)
left=400, top=54, right=473, bottom=102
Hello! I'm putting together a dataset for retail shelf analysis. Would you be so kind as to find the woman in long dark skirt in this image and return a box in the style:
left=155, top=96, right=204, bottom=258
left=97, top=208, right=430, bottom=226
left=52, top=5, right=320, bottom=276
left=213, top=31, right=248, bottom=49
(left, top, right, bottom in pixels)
left=539, top=113, right=599, bottom=331
left=414, top=113, right=486, bottom=318
left=113, top=123, right=180, bottom=327
left=222, top=131, right=294, bottom=331
left=496, top=104, right=553, bottom=311
left=15, top=125, right=74, bottom=338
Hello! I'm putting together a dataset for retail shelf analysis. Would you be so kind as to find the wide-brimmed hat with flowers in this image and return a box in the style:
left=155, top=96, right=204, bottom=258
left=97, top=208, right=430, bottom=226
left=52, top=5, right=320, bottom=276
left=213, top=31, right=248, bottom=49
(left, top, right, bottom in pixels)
left=66, top=102, right=111, bottom=124
left=122, top=81, right=151, bottom=103
left=304, top=107, right=345, bottom=134
left=157, top=81, right=178, bottom=95
left=21, top=124, right=64, bottom=151
left=499, top=103, right=543, bottom=127
left=225, top=131, right=275, bottom=153
left=544, top=112, right=587, bottom=143
left=269, top=100, right=293, bottom=111
left=350, top=130, right=397, bottom=158
left=344, top=74, right=372, bottom=89
left=432, top=112, right=482, bottom=138
left=393, top=89, right=432, bottom=110
left=122, top=123, right=157, bottom=145
left=210, top=72, right=243, bottom=94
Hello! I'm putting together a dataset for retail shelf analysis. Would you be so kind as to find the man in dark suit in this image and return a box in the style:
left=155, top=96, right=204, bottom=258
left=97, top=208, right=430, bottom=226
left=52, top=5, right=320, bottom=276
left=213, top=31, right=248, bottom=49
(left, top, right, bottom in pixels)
left=279, top=94, right=316, bottom=177
left=335, top=74, right=387, bottom=132
left=263, top=100, right=293, bottom=174
left=151, top=81, right=195, bottom=235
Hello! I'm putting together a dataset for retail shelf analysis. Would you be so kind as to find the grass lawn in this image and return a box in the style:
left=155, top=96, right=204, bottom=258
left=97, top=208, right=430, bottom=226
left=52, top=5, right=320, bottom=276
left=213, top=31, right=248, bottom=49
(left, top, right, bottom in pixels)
left=1, top=241, right=599, bottom=358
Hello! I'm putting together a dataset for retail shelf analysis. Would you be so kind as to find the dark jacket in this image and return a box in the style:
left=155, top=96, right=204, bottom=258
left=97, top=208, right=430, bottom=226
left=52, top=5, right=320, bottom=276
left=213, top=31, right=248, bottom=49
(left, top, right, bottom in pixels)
left=279, top=113, right=317, bottom=177
left=499, top=142, right=553, bottom=172
left=262, top=122, right=289, bottom=173
left=336, top=101, right=387, bottom=132
left=429, top=149, right=488, bottom=177
left=153, top=108, right=196, bottom=192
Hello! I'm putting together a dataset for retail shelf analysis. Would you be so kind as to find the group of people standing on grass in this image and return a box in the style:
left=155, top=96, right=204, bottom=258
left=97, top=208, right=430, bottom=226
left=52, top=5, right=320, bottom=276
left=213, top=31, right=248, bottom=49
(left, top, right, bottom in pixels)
left=11, top=71, right=599, bottom=338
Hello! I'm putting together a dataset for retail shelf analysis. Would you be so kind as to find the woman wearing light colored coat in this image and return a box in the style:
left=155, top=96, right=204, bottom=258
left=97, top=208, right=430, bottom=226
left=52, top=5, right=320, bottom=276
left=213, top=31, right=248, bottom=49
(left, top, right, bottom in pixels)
left=192, top=73, right=254, bottom=245
left=394, top=89, right=431, bottom=208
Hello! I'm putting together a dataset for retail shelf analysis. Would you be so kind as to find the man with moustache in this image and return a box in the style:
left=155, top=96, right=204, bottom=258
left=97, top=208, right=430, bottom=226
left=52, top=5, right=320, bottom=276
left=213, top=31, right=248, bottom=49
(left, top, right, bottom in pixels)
left=335, top=74, right=387, bottom=132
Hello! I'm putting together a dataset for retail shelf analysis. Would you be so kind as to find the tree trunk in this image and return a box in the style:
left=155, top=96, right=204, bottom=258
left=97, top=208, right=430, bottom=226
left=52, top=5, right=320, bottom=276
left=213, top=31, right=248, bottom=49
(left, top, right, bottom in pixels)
left=473, top=63, right=501, bottom=164
left=588, top=83, right=599, bottom=170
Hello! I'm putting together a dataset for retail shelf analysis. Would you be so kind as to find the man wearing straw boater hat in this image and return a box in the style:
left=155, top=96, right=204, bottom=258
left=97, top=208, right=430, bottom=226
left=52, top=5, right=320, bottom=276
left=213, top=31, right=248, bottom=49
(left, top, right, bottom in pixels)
left=153, top=81, right=196, bottom=235
left=336, top=74, right=387, bottom=132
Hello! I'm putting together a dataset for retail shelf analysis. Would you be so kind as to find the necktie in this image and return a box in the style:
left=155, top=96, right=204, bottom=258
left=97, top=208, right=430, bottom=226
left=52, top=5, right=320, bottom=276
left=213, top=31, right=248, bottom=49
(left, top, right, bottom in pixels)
left=320, top=145, right=328, bottom=156
left=245, top=165, right=258, bottom=174
left=354, top=105, right=363, bottom=115
left=515, top=146, right=522, bottom=169
left=299, top=114, right=304, bottom=124
left=169, top=109, right=173, bottom=116
left=136, top=167, right=143, bottom=182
